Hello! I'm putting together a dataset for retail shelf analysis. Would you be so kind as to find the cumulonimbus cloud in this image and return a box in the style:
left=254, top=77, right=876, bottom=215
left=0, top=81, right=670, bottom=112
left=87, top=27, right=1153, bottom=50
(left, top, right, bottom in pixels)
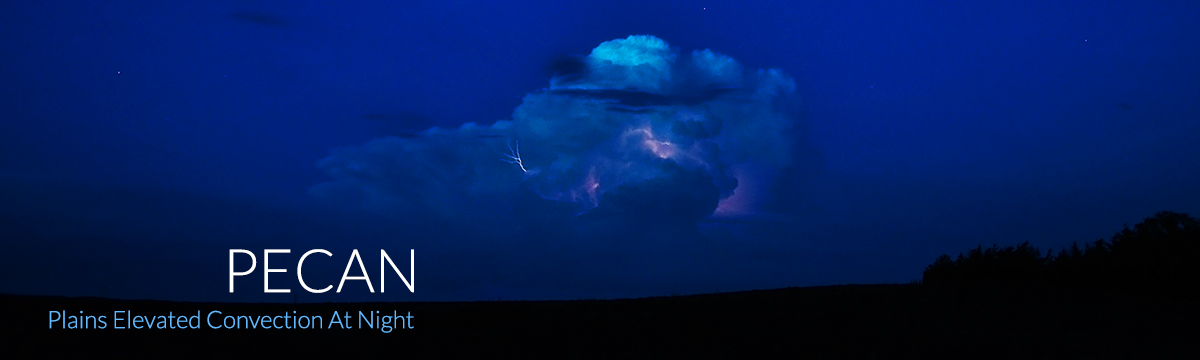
left=310, top=35, right=812, bottom=225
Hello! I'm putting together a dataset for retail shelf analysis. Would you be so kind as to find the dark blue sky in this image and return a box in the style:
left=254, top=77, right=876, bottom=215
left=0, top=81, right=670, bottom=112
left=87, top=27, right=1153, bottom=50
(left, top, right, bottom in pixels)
left=2, top=0, right=1198, bottom=302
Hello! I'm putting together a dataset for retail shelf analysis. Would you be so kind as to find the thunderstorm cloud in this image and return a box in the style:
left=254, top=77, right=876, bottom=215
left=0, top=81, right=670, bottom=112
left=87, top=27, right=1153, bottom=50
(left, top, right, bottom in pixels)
left=310, top=35, right=815, bottom=228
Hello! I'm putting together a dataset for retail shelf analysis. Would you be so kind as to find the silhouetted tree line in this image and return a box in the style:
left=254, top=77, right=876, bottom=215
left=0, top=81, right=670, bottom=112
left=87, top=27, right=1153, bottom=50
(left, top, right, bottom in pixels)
left=923, top=211, right=1200, bottom=298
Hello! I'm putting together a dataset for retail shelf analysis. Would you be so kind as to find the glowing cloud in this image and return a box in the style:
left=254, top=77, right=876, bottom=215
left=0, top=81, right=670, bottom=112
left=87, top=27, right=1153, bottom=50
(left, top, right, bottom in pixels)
left=311, top=35, right=810, bottom=223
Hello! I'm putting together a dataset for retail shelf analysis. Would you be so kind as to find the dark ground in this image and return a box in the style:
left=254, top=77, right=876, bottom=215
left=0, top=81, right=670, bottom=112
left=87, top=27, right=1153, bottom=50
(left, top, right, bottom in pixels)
left=5, top=284, right=1197, bottom=358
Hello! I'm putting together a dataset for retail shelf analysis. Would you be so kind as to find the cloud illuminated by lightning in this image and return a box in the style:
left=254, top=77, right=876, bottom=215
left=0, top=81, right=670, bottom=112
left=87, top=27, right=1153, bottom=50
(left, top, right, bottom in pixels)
left=312, top=35, right=809, bottom=222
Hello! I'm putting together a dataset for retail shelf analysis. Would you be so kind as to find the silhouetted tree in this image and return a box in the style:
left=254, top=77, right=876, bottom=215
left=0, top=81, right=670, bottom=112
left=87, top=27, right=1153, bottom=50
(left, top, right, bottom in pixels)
left=923, top=242, right=1047, bottom=285
left=1105, top=211, right=1200, bottom=297
left=923, top=211, right=1200, bottom=299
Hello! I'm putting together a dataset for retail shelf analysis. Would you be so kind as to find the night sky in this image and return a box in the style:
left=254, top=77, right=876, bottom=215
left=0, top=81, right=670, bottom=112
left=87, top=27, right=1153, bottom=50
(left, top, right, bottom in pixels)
left=2, top=0, right=1198, bottom=302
